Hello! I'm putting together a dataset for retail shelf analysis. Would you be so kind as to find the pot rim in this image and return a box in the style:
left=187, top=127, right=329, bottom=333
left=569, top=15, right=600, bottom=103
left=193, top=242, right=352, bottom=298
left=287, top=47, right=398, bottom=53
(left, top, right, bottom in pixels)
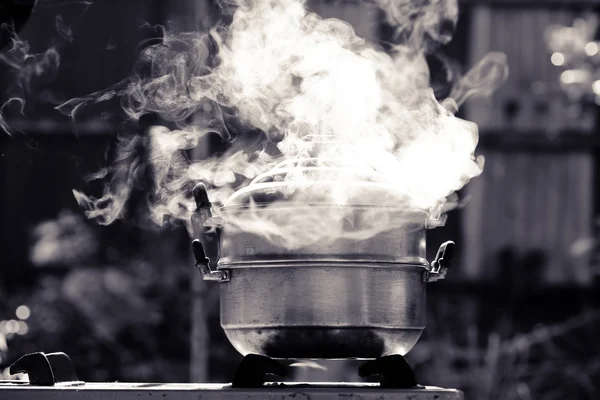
left=217, top=259, right=430, bottom=268
left=220, top=203, right=428, bottom=212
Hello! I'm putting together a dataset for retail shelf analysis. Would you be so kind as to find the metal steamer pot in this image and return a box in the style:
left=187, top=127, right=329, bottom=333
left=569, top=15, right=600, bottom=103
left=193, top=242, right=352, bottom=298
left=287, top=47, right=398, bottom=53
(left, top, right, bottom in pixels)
left=191, top=172, right=454, bottom=360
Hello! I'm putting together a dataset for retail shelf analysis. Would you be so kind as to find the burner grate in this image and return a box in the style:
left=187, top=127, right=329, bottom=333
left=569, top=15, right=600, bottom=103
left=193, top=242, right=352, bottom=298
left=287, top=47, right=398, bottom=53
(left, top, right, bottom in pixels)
left=231, top=353, right=419, bottom=389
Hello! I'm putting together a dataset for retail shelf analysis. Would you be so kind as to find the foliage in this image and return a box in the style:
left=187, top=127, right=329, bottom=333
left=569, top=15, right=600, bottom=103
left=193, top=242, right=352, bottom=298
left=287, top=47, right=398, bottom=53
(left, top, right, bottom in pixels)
left=1, top=210, right=192, bottom=382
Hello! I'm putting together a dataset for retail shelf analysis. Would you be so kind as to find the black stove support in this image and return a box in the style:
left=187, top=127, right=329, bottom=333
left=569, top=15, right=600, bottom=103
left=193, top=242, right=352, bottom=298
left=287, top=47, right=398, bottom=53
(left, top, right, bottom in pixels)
left=231, top=354, right=288, bottom=388
left=359, top=355, right=418, bottom=389
left=231, top=354, right=419, bottom=389
left=9, top=352, right=80, bottom=386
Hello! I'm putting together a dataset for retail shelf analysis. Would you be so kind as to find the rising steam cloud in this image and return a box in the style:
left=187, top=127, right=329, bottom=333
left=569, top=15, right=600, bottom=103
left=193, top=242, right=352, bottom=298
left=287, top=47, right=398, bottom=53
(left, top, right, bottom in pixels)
left=0, top=32, right=60, bottom=135
left=69, top=0, right=508, bottom=248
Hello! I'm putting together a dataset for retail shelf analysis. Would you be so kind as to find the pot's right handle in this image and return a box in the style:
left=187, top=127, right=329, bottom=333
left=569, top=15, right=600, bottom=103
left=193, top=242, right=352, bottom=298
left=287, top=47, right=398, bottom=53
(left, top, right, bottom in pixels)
left=427, top=241, right=455, bottom=282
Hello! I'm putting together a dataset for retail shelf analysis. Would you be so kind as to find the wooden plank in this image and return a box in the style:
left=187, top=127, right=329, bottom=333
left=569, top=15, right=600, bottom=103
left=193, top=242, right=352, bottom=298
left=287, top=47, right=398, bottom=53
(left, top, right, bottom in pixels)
left=478, top=131, right=600, bottom=151
left=164, top=0, right=215, bottom=384
left=332, top=0, right=600, bottom=7
left=308, top=0, right=380, bottom=41
left=464, top=4, right=497, bottom=129
left=463, top=149, right=594, bottom=285
left=530, top=153, right=547, bottom=251
left=466, top=6, right=597, bottom=133
left=190, top=133, right=211, bottom=384
left=567, top=153, right=594, bottom=285
left=460, top=0, right=600, bottom=8
left=461, top=156, right=488, bottom=280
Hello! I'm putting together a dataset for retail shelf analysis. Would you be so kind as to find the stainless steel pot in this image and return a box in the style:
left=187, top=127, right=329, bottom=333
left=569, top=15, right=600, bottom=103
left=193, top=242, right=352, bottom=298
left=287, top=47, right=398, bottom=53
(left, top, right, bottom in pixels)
left=191, top=181, right=453, bottom=360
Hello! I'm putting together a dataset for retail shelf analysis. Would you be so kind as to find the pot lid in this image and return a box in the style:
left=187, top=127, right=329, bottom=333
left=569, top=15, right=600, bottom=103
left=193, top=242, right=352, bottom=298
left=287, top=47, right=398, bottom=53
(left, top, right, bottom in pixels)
left=222, top=158, right=425, bottom=214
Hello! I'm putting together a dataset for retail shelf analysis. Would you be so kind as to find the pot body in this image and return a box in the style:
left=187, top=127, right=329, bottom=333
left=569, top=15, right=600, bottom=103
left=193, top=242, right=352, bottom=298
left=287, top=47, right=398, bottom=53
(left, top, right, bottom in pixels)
left=219, top=261, right=428, bottom=359
left=192, top=186, right=450, bottom=360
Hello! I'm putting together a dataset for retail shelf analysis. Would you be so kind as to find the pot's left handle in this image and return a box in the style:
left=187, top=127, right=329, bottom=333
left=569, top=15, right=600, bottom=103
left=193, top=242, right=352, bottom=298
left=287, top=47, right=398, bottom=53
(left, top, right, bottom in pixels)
left=192, top=240, right=229, bottom=282
left=191, top=183, right=228, bottom=282
left=427, top=241, right=455, bottom=282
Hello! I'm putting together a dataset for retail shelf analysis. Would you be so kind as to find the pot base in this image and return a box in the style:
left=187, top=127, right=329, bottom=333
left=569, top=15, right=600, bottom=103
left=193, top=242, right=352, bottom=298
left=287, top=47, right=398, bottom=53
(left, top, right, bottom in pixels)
left=224, top=327, right=423, bottom=359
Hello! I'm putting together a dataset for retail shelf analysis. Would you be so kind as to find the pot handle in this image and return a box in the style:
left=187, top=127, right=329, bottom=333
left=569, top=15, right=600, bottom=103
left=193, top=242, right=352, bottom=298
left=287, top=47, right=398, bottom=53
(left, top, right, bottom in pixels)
left=192, top=182, right=221, bottom=260
left=192, top=240, right=229, bottom=282
left=191, top=183, right=226, bottom=282
left=427, top=241, right=455, bottom=282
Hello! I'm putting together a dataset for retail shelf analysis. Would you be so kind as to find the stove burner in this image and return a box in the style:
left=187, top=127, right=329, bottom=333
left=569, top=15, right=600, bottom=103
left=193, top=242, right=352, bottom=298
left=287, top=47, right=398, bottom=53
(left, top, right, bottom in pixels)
left=359, top=355, right=418, bottom=389
left=231, top=354, right=419, bottom=389
left=232, top=354, right=288, bottom=388
left=9, top=352, right=80, bottom=386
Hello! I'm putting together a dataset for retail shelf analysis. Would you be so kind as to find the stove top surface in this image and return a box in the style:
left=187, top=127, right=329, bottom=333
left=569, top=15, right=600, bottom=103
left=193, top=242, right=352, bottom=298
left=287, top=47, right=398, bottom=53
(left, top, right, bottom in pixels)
left=0, top=381, right=464, bottom=400
left=2, top=352, right=463, bottom=399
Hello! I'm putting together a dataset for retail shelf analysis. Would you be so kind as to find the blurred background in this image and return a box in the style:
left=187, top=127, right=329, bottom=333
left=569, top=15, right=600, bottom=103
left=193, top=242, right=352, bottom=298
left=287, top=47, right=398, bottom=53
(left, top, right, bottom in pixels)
left=1, top=0, right=600, bottom=399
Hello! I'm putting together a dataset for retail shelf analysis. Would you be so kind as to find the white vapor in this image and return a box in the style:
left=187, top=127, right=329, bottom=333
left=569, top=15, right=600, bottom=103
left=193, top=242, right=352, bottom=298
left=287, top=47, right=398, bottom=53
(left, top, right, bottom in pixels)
left=68, top=0, right=508, bottom=248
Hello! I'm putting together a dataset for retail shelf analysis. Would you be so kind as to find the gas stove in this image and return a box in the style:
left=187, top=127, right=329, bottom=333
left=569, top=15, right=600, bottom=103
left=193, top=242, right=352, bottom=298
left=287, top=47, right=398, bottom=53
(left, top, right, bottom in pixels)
left=0, top=184, right=465, bottom=400
left=0, top=382, right=463, bottom=400
left=0, top=352, right=464, bottom=399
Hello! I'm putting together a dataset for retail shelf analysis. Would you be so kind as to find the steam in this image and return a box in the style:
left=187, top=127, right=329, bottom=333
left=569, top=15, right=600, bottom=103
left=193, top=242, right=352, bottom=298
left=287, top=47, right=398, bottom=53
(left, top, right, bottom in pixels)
left=70, top=0, right=507, bottom=248
left=0, top=17, right=84, bottom=136
left=56, top=79, right=129, bottom=119
left=0, top=1, right=94, bottom=136
left=450, top=52, right=509, bottom=107
left=372, top=0, right=458, bottom=48
left=56, top=15, right=74, bottom=42
left=0, top=31, right=60, bottom=135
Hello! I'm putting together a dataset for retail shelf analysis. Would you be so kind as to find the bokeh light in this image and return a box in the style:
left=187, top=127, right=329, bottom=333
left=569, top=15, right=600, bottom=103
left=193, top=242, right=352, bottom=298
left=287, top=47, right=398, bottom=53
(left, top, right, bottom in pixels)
left=15, top=305, right=30, bottom=320
left=585, top=42, right=599, bottom=56
left=17, top=321, right=29, bottom=336
left=551, top=52, right=565, bottom=66
left=5, top=320, right=19, bottom=334
left=592, top=80, right=600, bottom=95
